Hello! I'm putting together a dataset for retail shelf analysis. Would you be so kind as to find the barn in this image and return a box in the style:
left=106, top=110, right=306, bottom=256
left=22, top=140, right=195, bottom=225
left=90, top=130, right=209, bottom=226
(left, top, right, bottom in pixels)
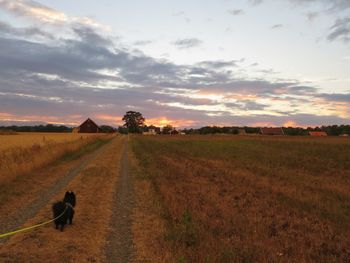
left=170, top=129, right=179, bottom=135
left=75, top=118, right=102, bottom=133
left=309, top=131, right=327, bottom=136
left=260, top=127, right=284, bottom=135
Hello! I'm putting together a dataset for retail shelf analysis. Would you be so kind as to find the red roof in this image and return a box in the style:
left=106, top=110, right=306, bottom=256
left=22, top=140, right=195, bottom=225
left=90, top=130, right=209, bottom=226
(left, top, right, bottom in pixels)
left=260, top=127, right=284, bottom=135
left=309, top=131, right=327, bottom=136
left=170, top=130, right=179, bottom=135
left=78, top=118, right=101, bottom=133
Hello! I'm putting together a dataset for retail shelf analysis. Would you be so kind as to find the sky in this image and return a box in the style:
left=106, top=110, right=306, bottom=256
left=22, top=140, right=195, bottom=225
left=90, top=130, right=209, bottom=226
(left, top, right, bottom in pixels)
left=0, top=0, right=349, bottom=128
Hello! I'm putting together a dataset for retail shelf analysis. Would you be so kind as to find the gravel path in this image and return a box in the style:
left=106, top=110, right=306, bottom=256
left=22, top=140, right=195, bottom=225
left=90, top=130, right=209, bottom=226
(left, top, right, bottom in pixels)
left=105, top=138, right=135, bottom=263
left=0, top=141, right=111, bottom=244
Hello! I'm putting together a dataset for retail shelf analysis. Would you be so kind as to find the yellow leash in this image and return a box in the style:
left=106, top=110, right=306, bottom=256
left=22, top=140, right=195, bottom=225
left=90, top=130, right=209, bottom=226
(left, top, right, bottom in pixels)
left=0, top=205, right=68, bottom=239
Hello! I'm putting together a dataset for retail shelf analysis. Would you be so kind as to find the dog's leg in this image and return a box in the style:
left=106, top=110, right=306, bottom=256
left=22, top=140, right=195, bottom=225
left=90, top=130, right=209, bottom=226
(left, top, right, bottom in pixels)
left=55, top=224, right=58, bottom=230
left=60, top=224, right=64, bottom=232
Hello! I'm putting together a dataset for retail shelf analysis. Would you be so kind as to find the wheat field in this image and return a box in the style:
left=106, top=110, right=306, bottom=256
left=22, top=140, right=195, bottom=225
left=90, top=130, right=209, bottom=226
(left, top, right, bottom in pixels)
left=0, top=132, right=111, bottom=183
left=0, top=132, right=96, bottom=152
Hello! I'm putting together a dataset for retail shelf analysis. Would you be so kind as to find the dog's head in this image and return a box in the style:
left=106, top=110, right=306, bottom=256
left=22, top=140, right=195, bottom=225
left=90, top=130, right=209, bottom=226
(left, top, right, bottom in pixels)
left=64, top=191, right=76, bottom=207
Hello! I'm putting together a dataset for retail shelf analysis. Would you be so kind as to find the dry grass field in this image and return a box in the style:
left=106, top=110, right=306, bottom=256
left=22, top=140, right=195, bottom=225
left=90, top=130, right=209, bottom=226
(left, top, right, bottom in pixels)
left=0, top=137, right=125, bottom=262
left=131, top=135, right=350, bottom=263
left=0, top=132, right=96, bottom=151
left=0, top=133, right=110, bottom=184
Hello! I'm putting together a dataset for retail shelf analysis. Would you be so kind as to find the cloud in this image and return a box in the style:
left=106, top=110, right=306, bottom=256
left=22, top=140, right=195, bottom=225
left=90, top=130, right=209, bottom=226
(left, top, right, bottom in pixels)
left=0, top=0, right=109, bottom=30
left=327, top=17, right=350, bottom=43
left=133, top=40, right=153, bottom=46
left=0, top=20, right=53, bottom=39
left=0, top=0, right=68, bottom=24
left=172, top=38, right=202, bottom=49
left=228, top=9, right=245, bottom=16
left=271, top=24, right=284, bottom=29
left=306, top=12, right=319, bottom=22
left=248, top=0, right=263, bottom=5
left=289, top=0, right=350, bottom=11
left=0, top=0, right=349, bottom=127
left=318, top=92, right=350, bottom=102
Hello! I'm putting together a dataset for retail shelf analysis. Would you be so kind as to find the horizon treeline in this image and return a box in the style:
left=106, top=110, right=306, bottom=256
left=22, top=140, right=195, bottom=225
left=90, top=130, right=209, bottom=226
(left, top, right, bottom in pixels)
left=1, top=124, right=350, bottom=136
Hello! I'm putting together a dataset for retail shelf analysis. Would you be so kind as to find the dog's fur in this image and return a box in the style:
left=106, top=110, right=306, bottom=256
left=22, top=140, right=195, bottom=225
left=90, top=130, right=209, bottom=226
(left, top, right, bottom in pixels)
left=63, top=191, right=76, bottom=207
left=52, top=191, right=76, bottom=231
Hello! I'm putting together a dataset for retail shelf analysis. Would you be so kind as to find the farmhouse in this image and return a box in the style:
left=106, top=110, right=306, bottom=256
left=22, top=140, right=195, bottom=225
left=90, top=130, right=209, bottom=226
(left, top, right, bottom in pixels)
left=170, top=129, right=179, bottom=135
left=260, top=127, right=284, bottom=135
left=309, top=131, right=327, bottom=136
left=74, top=118, right=101, bottom=133
left=143, top=128, right=157, bottom=135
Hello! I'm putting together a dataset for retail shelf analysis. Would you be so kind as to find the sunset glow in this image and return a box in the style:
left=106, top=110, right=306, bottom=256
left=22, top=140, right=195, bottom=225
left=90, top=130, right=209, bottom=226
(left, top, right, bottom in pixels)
left=0, top=0, right=349, bottom=128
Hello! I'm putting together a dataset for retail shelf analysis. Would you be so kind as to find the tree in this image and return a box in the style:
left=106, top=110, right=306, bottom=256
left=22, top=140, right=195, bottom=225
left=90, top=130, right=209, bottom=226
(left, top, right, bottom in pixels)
left=122, top=111, right=145, bottom=133
left=100, top=125, right=116, bottom=133
left=162, top=124, right=173, bottom=134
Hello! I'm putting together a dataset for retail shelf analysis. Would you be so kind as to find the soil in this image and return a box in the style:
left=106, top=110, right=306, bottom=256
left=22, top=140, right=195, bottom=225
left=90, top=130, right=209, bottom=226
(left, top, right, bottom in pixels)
left=105, top=138, right=135, bottom=263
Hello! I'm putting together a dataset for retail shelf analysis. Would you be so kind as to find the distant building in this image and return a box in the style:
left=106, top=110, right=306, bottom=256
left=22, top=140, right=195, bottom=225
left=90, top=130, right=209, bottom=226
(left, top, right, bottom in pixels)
left=143, top=128, right=157, bottom=135
left=260, top=127, right=284, bottom=135
left=170, top=129, right=179, bottom=135
left=309, top=131, right=327, bottom=136
left=74, top=118, right=101, bottom=133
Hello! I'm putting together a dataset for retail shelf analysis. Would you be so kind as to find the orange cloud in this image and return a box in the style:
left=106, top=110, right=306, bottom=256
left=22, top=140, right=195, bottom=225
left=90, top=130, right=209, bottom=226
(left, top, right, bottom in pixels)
left=283, top=120, right=297, bottom=127
left=145, top=117, right=196, bottom=128
left=94, top=114, right=123, bottom=124
left=250, top=122, right=277, bottom=127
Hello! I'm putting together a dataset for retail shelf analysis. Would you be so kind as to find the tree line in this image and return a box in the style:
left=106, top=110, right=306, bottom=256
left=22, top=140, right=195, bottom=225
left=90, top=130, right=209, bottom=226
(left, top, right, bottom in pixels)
left=1, top=111, right=349, bottom=136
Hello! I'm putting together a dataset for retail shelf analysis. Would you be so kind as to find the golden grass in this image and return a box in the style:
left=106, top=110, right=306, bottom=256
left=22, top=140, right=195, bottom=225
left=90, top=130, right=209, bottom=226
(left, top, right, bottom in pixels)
left=131, top=135, right=350, bottom=263
left=130, top=150, right=174, bottom=263
left=0, top=137, right=124, bottom=262
left=0, top=133, right=111, bottom=184
left=0, top=132, right=94, bottom=152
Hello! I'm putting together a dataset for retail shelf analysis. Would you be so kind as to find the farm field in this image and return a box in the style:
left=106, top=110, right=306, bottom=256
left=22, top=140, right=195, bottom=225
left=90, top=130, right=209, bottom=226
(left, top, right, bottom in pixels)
left=0, top=132, right=111, bottom=184
left=0, top=132, right=97, bottom=151
left=131, top=135, right=350, bottom=263
left=0, top=135, right=128, bottom=262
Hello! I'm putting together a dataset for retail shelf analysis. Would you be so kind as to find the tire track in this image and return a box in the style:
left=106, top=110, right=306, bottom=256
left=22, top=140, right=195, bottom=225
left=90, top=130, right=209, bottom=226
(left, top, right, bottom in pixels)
left=0, top=139, right=112, bottom=244
left=105, top=138, right=135, bottom=263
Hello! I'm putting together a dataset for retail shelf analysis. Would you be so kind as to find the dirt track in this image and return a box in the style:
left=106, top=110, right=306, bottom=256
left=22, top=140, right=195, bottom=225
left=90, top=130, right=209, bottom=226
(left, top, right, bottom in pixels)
left=0, top=136, right=135, bottom=262
left=105, top=137, right=135, bottom=262
left=0, top=142, right=110, bottom=244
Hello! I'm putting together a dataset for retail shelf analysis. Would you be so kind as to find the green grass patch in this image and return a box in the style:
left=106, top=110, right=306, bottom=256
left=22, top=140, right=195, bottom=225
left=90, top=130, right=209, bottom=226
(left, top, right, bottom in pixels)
left=59, top=138, right=111, bottom=162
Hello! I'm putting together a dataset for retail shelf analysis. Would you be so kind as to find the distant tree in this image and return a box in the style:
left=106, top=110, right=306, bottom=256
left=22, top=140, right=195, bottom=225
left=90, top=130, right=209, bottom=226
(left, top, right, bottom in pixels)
left=100, top=125, right=116, bottom=133
left=162, top=124, right=173, bottom=134
left=117, top=126, right=129, bottom=134
left=122, top=111, right=145, bottom=133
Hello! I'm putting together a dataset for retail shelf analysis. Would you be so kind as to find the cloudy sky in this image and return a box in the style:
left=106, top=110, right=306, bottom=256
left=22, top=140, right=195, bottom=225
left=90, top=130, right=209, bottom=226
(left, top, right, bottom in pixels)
left=0, top=0, right=349, bottom=127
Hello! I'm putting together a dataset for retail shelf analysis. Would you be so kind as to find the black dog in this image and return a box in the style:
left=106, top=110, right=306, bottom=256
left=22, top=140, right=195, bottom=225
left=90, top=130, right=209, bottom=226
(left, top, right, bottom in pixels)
left=52, top=191, right=76, bottom=231
left=63, top=191, right=76, bottom=208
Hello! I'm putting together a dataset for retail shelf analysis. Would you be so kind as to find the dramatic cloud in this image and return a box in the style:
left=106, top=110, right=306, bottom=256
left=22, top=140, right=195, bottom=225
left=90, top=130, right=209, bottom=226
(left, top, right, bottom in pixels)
left=0, top=0, right=109, bottom=30
left=0, top=0, right=349, bottom=127
left=0, top=20, right=52, bottom=38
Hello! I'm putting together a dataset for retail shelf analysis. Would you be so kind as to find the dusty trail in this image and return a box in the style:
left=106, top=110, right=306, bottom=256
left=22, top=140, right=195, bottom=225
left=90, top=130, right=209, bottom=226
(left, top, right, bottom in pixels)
left=105, top=138, right=135, bottom=263
left=0, top=140, right=111, bottom=244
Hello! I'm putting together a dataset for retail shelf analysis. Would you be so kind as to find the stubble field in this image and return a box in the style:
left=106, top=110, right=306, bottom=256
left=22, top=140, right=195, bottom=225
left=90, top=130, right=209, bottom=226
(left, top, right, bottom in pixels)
left=131, top=135, right=350, bottom=263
